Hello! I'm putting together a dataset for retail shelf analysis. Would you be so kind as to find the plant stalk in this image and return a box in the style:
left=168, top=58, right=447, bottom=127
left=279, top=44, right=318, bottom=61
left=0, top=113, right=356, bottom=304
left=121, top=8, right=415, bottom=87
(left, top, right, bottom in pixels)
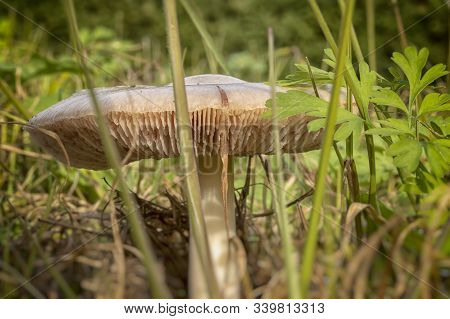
left=268, top=27, right=301, bottom=299
left=308, top=0, right=378, bottom=208
left=390, top=0, right=408, bottom=49
left=365, top=0, right=377, bottom=71
left=180, top=0, right=230, bottom=74
left=338, top=0, right=364, bottom=64
left=163, top=0, right=220, bottom=298
left=301, top=0, right=355, bottom=298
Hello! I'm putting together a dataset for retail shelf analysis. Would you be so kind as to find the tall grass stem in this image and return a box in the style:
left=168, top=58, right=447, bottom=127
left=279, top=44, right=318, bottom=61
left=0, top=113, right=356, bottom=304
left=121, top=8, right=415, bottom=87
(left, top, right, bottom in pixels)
left=338, top=0, right=364, bottom=64
left=301, top=0, right=356, bottom=298
left=163, top=0, right=220, bottom=298
left=268, top=27, right=301, bottom=299
left=365, top=0, right=377, bottom=71
left=308, top=0, right=378, bottom=208
left=390, top=0, right=408, bottom=49
left=63, top=0, right=171, bottom=298
left=307, top=0, right=338, bottom=53
left=180, top=0, right=230, bottom=75
left=0, top=80, right=30, bottom=120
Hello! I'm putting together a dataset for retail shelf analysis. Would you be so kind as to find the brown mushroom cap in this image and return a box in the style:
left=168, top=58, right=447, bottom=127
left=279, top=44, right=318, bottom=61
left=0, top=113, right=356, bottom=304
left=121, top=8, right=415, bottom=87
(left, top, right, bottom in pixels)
left=26, top=74, right=322, bottom=170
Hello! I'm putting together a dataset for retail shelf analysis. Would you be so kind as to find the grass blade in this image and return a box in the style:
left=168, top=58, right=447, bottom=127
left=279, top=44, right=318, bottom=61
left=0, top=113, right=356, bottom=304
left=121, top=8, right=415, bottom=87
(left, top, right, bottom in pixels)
left=268, top=27, right=301, bottom=299
left=180, top=0, right=230, bottom=75
left=365, top=0, right=377, bottom=71
left=390, top=0, right=408, bottom=49
left=308, top=0, right=378, bottom=208
left=63, top=0, right=171, bottom=298
left=0, top=79, right=30, bottom=120
left=301, top=0, right=356, bottom=298
left=338, top=0, right=364, bottom=64
left=163, top=0, right=220, bottom=298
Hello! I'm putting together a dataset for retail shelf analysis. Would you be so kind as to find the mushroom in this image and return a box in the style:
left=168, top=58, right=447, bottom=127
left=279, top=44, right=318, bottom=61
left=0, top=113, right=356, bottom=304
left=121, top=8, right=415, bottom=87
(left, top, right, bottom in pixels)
left=26, top=74, right=322, bottom=298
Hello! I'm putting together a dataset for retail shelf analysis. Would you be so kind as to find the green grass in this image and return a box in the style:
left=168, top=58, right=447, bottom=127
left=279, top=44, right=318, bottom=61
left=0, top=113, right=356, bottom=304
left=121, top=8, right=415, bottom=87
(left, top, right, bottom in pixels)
left=0, top=0, right=449, bottom=299
left=301, top=0, right=356, bottom=297
left=268, top=27, right=301, bottom=299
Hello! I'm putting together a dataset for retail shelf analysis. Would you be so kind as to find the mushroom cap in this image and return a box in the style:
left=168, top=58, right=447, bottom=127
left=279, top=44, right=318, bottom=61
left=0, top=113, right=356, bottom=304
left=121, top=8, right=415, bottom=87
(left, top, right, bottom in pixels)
left=26, top=74, right=322, bottom=170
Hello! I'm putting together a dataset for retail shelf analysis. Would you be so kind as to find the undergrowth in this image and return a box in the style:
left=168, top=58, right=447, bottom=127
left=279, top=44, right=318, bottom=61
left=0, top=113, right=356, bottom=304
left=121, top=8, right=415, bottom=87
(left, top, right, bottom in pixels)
left=0, top=0, right=449, bottom=298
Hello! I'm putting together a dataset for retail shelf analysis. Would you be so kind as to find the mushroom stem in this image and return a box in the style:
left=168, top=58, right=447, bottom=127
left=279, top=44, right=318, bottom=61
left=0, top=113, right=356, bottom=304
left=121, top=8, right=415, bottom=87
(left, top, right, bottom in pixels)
left=189, top=155, right=240, bottom=298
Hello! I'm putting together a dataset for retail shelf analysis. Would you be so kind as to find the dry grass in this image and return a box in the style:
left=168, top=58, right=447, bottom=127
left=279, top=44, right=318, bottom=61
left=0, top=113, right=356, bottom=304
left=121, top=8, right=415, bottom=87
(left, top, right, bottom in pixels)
left=1, top=154, right=448, bottom=298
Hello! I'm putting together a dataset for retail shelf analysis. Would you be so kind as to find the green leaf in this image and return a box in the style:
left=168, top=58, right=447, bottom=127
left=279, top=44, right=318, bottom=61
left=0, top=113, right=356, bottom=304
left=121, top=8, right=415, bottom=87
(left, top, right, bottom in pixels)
left=378, top=118, right=413, bottom=135
left=365, top=127, right=408, bottom=136
left=425, top=143, right=448, bottom=178
left=278, top=64, right=334, bottom=87
left=431, top=140, right=450, bottom=164
left=323, top=48, right=336, bottom=62
left=418, top=124, right=431, bottom=138
left=264, top=90, right=359, bottom=122
left=322, top=59, right=336, bottom=69
left=365, top=116, right=413, bottom=137
left=418, top=93, right=450, bottom=116
left=359, top=62, right=377, bottom=112
left=307, top=118, right=327, bottom=132
left=433, top=139, right=450, bottom=148
left=436, top=144, right=450, bottom=163
left=386, top=66, right=408, bottom=91
left=392, top=47, right=428, bottom=83
left=391, top=47, right=425, bottom=105
left=264, top=90, right=327, bottom=119
left=387, top=139, right=422, bottom=172
left=370, top=89, right=408, bottom=114
left=307, top=111, right=362, bottom=136
left=430, top=121, right=445, bottom=136
left=391, top=47, right=448, bottom=108
left=399, top=182, right=423, bottom=195
left=430, top=117, right=450, bottom=136
left=322, top=48, right=337, bottom=69
left=388, top=65, right=403, bottom=81
left=417, top=64, right=448, bottom=97
left=334, top=120, right=362, bottom=141
left=341, top=61, right=378, bottom=120
left=419, top=169, right=441, bottom=192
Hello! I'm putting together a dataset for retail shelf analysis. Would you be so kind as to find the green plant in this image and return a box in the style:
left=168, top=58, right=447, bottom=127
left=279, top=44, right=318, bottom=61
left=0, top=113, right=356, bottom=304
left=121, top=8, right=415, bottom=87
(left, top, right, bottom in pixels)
left=272, top=45, right=449, bottom=197
left=267, top=11, right=449, bottom=296
left=267, top=27, right=301, bottom=299
left=367, top=47, right=449, bottom=196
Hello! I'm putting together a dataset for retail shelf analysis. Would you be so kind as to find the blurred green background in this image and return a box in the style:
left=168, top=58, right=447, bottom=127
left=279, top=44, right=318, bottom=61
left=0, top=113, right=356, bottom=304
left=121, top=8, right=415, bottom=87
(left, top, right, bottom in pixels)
left=1, top=0, right=448, bottom=85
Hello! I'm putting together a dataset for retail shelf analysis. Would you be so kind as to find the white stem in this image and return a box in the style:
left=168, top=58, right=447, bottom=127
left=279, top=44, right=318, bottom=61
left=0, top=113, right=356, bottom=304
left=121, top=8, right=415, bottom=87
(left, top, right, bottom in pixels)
left=189, top=155, right=239, bottom=298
